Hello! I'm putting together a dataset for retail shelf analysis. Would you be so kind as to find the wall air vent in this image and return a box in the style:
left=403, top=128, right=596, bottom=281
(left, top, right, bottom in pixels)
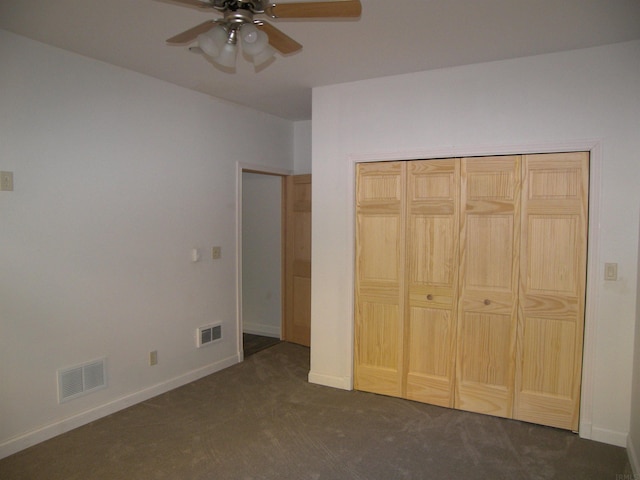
left=196, top=324, right=222, bottom=348
left=58, top=358, right=107, bottom=403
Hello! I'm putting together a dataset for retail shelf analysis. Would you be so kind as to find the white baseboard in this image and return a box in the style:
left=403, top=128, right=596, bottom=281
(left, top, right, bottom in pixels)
left=579, top=419, right=593, bottom=440
left=243, top=323, right=280, bottom=338
left=308, top=370, right=352, bottom=390
left=0, top=354, right=239, bottom=460
left=628, top=433, right=640, bottom=476
left=590, top=426, right=628, bottom=448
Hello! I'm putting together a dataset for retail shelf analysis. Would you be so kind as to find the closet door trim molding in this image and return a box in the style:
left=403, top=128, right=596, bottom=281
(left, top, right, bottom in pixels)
left=347, top=139, right=602, bottom=440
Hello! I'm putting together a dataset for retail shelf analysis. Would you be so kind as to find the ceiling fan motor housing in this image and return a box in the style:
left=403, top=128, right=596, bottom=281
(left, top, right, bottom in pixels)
left=212, top=0, right=267, bottom=14
left=221, top=7, right=259, bottom=45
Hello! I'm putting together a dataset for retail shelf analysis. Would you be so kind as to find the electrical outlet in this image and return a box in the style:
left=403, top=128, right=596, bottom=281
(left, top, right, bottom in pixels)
left=604, top=263, right=618, bottom=281
left=0, top=171, right=13, bottom=191
left=149, top=350, right=158, bottom=366
left=212, top=246, right=221, bottom=259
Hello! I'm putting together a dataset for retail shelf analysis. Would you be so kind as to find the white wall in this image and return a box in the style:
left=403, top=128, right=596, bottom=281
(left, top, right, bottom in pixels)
left=242, top=172, right=282, bottom=338
left=310, top=40, right=640, bottom=448
left=293, top=120, right=312, bottom=174
left=0, top=29, right=293, bottom=457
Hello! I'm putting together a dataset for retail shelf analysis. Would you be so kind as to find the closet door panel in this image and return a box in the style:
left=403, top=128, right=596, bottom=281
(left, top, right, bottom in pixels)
left=406, top=305, right=454, bottom=404
left=465, top=215, right=514, bottom=290
left=457, top=310, right=514, bottom=414
left=355, top=162, right=406, bottom=397
left=355, top=296, right=402, bottom=394
left=456, top=156, right=521, bottom=418
left=405, top=160, right=460, bottom=406
left=515, top=152, right=589, bottom=431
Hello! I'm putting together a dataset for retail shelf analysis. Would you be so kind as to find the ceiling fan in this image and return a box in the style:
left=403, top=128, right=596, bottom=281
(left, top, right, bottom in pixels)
left=165, top=0, right=362, bottom=69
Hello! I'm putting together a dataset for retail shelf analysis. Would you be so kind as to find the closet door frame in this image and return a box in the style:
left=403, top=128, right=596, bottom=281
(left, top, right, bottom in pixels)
left=348, top=140, right=602, bottom=440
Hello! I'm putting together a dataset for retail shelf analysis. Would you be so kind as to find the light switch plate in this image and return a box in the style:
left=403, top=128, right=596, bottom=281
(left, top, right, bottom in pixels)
left=604, top=263, right=618, bottom=281
left=0, top=171, right=13, bottom=191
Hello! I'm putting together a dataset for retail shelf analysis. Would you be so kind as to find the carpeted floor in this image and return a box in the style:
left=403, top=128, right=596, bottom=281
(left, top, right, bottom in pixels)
left=0, top=342, right=632, bottom=479
left=243, top=333, right=281, bottom=358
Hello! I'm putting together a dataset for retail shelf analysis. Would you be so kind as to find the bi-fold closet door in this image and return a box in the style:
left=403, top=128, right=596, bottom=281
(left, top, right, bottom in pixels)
left=354, top=153, right=589, bottom=431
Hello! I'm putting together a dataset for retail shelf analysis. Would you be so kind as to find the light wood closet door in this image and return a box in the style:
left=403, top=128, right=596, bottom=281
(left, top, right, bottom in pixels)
left=284, top=174, right=312, bottom=347
left=455, top=156, right=521, bottom=418
left=514, top=152, right=589, bottom=431
left=354, top=154, right=589, bottom=431
left=354, top=162, right=406, bottom=397
left=405, top=160, right=460, bottom=407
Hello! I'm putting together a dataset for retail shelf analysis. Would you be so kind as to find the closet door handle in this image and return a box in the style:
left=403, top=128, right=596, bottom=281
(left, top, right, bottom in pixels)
left=484, top=299, right=491, bottom=305
left=426, top=294, right=434, bottom=301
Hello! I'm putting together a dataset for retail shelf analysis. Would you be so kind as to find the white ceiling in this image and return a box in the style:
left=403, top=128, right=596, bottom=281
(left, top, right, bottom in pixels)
left=2, top=0, right=640, bottom=120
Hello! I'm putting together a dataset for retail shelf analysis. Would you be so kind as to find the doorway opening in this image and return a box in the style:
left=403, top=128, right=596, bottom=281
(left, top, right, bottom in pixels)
left=237, top=163, right=312, bottom=360
left=239, top=168, right=286, bottom=358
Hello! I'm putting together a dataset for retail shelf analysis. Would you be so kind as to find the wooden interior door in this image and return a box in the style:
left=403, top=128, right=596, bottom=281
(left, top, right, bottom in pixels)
left=353, top=153, right=589, bottom=430
left=354, top=162, right=406, bottom=397
left=514, top=152, right=589, bottom=431
left=284, top=174, right=311, bottom=347
left=455, top=156, right=521, bottom=418
left=405, top=159, right=460, bottom=407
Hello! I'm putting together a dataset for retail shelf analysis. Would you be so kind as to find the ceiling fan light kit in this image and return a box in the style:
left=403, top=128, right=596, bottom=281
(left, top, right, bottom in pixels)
left=196, top=24, right=227, bottom=57
left=165, top=0, right=362, bottom=71
left=195, top=21, right=275, bottom=67
left=218, top=41, right=239, bottom=68
left=240, top=25, right=269, bottom=56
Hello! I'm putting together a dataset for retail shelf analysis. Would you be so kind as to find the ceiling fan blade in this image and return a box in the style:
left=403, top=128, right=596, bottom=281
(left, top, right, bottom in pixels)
left=166, top=20, right=217, bottom=45
left=166, top=0, right=213, bottom=10
left=265, top=0, right=361, bottom=19
left=256, top=22, right=303, bottom=55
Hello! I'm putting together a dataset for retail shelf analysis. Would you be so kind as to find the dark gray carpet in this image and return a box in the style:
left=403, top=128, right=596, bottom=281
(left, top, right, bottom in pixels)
left=0, top=342, right=632, bottom=479
left=243, top=333, right=281, bottom=358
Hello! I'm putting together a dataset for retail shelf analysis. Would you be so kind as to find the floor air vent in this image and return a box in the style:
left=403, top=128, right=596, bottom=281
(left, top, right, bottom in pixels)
left=58, top=358, right=106, bottom=403
left=197, top=324, right=222, bottom=348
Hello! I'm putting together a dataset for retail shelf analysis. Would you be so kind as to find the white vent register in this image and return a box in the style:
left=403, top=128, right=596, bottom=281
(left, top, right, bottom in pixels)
left=197, top=324, right=222, bottom=348
left=57, top=358, right=106, bottom=403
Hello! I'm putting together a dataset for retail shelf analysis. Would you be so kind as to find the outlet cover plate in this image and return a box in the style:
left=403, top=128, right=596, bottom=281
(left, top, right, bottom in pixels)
left=604, top=263, right=618, bottom=281
left=0, top=171, right=13, bottom=191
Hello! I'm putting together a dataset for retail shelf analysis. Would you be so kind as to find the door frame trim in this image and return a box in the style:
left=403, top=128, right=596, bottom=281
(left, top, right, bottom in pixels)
left=346, top=139, right=602, bottom=441
left=236, top=162, right=292, bottom=361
